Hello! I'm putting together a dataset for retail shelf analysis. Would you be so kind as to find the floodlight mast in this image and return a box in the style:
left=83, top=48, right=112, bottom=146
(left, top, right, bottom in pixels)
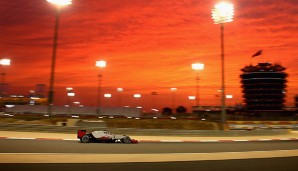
left=211, top=2, right=234, bottom=130
left=191, top=63, right=204, bottom=110
left=95, top=60, right=106, bottom=116
left=47, top=0, right=72, bottom=6
left=46, top=0, right=72, bottom=117
left=0, top=58, right=11, bottom=84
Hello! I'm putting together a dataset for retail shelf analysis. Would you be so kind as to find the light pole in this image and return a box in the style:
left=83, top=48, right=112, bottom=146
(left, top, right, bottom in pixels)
left=191, top=63, right=204, bottom=111
left=95, top=60, right=106, bottom=115
left=188, top=95, right=196, bottom=112
left=104, top=93, right=112, bottom=107
left=0, top=58, right=11, bottom=84
left=170, top=87, right=177, bottom=112
left=212, top=2, right=234, bottom=130
left=66, top=87, right=75, bottom=115
left=117, top=88, right=123, bottom=107
left=0, top=58, right=11, bottom=96
left=151, top=91, right=158, bottom=112
left=133, top=94, right=141, bottom=108
left=226, top=94, right=233, bottom=107
left=46, top=0, right=72, bottom=117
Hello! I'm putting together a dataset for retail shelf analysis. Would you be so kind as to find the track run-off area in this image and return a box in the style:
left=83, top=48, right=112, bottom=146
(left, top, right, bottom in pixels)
left=0, top=131, right=297, bottom=171
left=0, top=138, right=297, bottom=163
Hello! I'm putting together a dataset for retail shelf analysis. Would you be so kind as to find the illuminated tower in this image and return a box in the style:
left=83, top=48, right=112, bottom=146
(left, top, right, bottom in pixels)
left=240, top=62, right=288, bottom=111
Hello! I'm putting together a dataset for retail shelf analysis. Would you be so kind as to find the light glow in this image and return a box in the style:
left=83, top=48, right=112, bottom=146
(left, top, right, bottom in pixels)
left=47, top=0, right=72, bottom=6
left=188, top=96, right=196, bottom=100
left=134, top=94, right=141, bottom=98
left=96, top=60, right=107, bottom=68
left=66, top=87, right=73, bottom=91
left=30, top=97, right=40, bottom=100
left=226, top=95, right=233, bottom=99
left=117, top=88, right=124, bottom=92
left=0, top=59, right=11, bottom=66
left=212, top=2, right=234, bottom=24
left=67, top=92, right=75, bottom=97
left=192, top=63, right=204, bottom=70
left=104, top=94, right=112, bottom=98
left=170, top=87, right=177, bottom=91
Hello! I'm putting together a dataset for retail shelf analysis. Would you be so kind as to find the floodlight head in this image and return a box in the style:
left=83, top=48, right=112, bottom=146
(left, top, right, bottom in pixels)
left=134, top=94, right=141, bottom=98
left=96, top=60, right=107, bottom=68
left=226, top=95, right=233, bottom=99
left=212, top=2, right=234, bottom=24
left=192, top=63, right=204, bottom=70
left=117, top=88, right=124, bottom=92
left=67, top=92, right=75, bottom=97
left=66, top=87, right=73, bottom=91
left=170, top=88, right=177, bottom=92
left=188, top=96, right=196, bottom=100
left=104, top=94, right=112, bottom=98
left=47, top=0, right=72, bottom=6
left=0, top=58, right=11, bottom=66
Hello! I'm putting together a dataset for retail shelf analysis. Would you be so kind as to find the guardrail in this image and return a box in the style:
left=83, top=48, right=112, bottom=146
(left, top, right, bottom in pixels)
left=228, top=121, right=298, bottom=130
left=229, top=124, right=298, bottom=130
left=0, top=123, right=291, bottom=137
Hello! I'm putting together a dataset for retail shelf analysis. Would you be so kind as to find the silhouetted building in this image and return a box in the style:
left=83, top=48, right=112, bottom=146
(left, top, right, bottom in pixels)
left=240, top=62, right=288, bottom=111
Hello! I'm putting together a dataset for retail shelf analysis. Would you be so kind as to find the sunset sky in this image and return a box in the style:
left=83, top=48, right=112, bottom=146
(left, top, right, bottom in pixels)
left=0, top=0, right=297, bottom=111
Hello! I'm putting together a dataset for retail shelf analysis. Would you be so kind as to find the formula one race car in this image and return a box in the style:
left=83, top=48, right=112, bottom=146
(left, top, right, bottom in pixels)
left=77, top=130, right=138, bottom=144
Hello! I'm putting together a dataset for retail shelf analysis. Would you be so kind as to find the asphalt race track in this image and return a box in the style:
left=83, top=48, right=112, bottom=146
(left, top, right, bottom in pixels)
left=1, top=158, right=298, bottom=171
left=0, top=139, right=297, bottom=153
left=0, top=139, right=297, bottom=171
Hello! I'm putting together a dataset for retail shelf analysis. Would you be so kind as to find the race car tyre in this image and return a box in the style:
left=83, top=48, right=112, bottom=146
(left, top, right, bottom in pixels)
left=121, top=136, right=132, bottom=144
left=81, top=134, right=90, bottom=143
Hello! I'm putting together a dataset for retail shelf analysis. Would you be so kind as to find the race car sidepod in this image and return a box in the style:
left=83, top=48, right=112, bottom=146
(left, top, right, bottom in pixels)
left=77, top=130, right=138, bottom=144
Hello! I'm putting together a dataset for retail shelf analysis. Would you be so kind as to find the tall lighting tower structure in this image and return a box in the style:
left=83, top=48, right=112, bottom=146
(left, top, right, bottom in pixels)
left=191, top=63, right=204, bottom=111
left=46, top=0, right=72, bottom=116
left=211, top=2, right=234, bottom=130
left=95, top=60, right=106, bottom=116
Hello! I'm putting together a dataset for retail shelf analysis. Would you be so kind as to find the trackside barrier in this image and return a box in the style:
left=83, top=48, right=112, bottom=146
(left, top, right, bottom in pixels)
left=0, top=123, right=291, bottom=137
left=228, top=121, right=298, bottom=130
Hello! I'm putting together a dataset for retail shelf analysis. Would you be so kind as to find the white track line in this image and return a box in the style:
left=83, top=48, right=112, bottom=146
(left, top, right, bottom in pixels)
left=1, top=137, right=298, bottom=142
